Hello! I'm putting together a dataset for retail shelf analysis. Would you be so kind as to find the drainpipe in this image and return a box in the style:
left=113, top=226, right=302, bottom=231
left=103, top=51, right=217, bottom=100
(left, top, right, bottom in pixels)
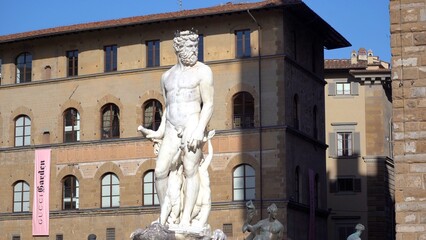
left=247, top=9, right=263, bottom=218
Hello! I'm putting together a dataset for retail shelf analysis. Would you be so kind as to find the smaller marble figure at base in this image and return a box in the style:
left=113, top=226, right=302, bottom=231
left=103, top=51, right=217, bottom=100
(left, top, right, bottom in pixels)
left=347, top=223, right=365, bottom=240
left=242, top=202, right=284, bottom=240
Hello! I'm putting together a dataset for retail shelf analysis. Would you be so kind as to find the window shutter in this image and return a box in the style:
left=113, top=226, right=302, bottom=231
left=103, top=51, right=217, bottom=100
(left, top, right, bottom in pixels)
left=353, top=132, right=360, bottom=156
left=328, top=83, right=336, bottom=96
left=351, top=82, right=359, bottom=95
left=328, top=133, right=336, bottom=157
left=329, top=179, right=337, bottom=193
left=354, top=178, right=361, bottom=192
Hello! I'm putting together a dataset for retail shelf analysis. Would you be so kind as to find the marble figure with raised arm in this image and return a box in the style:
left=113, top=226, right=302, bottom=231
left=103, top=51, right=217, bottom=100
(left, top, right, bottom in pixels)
left=137, top=29, right=214, bottom=237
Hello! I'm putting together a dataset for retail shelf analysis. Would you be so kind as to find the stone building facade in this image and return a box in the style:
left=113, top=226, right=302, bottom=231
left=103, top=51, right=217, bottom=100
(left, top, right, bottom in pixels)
left=390, top=0, right=426, bottom=239
left=324, top=49, right=394, bottom=240
left=0, top=0, right=349, bottom=239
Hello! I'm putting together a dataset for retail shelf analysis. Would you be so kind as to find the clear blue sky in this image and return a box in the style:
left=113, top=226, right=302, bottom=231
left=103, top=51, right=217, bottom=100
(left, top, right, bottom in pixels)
left=0, top=0, right=390, bottom=62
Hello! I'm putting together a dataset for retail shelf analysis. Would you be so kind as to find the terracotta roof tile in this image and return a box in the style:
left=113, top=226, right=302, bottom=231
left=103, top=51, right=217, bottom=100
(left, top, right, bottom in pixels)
left=0, top=0, right=300, bottom=43
left=324, top=59, right=367, bottom=69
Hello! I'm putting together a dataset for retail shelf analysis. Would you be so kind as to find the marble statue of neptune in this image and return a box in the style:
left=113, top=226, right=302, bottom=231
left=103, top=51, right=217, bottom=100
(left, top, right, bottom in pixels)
left=138, top=29, right=214, bottom=229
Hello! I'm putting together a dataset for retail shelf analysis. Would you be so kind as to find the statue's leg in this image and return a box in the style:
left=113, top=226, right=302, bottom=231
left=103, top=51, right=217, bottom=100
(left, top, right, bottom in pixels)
left=155, top=128, right=180, bottom=206
left=194, top=191, right=211, bottom=227
left=160, top=196, right=172, bottom=225
left=179, top=149, right=202, bottom=226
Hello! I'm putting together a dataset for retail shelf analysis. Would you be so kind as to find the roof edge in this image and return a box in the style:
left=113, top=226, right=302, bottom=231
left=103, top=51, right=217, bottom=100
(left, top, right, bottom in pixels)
left=0, top=0, right=299, bottom=44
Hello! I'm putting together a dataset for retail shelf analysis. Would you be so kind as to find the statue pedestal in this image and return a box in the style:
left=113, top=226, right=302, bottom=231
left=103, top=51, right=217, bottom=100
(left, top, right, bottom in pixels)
left=169, top=224, right=211, bottom=240
left=131, top=223, right=226, bottom=240
left=130, top=223, right=212, bottom=240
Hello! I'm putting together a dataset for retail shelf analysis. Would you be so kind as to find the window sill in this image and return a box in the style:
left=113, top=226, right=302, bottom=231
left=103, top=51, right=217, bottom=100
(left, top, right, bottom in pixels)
left=329, top=95, right=359, bottom=98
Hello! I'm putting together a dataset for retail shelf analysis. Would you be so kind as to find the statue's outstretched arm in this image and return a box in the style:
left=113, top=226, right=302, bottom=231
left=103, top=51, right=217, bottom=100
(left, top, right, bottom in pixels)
left=137, top=111, right=166, bottom=140
left=137, top=73, right=168, bottom=140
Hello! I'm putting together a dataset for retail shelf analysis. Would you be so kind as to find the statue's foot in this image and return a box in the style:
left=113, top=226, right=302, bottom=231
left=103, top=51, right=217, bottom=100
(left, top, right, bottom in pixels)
left=151, top=218, right=160, bottom=225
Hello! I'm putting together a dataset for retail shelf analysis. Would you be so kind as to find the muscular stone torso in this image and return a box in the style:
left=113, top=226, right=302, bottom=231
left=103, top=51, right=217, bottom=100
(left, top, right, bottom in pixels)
left=164, top=63, right=203, bottom=127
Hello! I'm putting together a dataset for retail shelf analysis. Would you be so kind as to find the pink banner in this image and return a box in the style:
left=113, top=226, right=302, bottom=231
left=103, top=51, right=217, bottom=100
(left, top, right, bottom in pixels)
left=308, top=169, right=315, bottom=240
left=32, top=149, right=51, bottom=236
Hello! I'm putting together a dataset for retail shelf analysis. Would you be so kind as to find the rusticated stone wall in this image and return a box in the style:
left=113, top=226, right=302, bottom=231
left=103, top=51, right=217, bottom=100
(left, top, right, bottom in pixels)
left=390, top=0, right=426, bottom=239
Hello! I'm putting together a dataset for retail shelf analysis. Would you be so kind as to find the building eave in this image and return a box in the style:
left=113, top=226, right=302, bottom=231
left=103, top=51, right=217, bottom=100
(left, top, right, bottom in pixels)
left=0, top=0, right=350, bottom=49
left=350, top=69, right=391, bottom=82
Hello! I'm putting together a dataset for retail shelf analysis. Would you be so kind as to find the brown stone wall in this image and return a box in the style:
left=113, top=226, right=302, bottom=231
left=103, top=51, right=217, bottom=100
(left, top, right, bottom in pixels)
left=391, top=0, right=426, bottom=239
left=365, top=84, right=393, bottom=157
left=0, top=6, right=330, bottom=240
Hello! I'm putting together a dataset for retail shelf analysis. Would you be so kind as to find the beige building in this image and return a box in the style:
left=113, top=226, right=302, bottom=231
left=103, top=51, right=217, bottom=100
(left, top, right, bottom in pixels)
left=0, top=0, right=349, bottom=239
left=390, top=0, right=426, bottom=239
left=324, top=49, right=394, bottom=240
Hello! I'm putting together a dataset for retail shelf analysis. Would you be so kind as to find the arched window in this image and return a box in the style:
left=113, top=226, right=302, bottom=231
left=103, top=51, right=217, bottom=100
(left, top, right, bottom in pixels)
left=15, top=115, right=31, bottom=147
left=16, top=52, right=32, bottom=83
left=64, top=108, right=80, bottom=143
left=313, top=105, right=318, bottom=139
left=143, top=100, right=163, bottom=131
left=62, top=175, right=79, bottom=210
left=233, top=92, right=254, bottom=128
left=143, top=170, right=159, bottom=206
left=101, top=104, right=120, bottom=139
left=233, top=164, right=255, bottom=201
left=13, top=181, right=30, bottom=212
left=293, top=94, right=300, bottom=130
left=295, top=166, right=301, bottom=202
left=101, top=173, right=120, bottom=208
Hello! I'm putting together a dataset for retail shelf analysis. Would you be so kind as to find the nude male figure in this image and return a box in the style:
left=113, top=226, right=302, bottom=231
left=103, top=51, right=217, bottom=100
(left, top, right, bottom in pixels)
left=139, top=30, right=214, bottom=227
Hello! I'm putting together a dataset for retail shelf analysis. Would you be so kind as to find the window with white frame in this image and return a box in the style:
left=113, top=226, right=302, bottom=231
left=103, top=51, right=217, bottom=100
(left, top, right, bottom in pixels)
left=328, top=124, right=360, bottom=158
left=337, top=132, right=352, bottom=157
left=15, top=115, right=31, bottom=147
left=13, top=181, right=30, bottom=212
left=101, top=173, right=120, bottom=208
left=336, top=82, right=351, bottom=95
left=143, top=170, right=159, bottom=206
left=62, top=175, right=79, bottom=210
left=233, top=164, right=255, bottom=201
left=64, top=108, right=80, bottom=143
left=328, top=81, right=359, bottom=96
